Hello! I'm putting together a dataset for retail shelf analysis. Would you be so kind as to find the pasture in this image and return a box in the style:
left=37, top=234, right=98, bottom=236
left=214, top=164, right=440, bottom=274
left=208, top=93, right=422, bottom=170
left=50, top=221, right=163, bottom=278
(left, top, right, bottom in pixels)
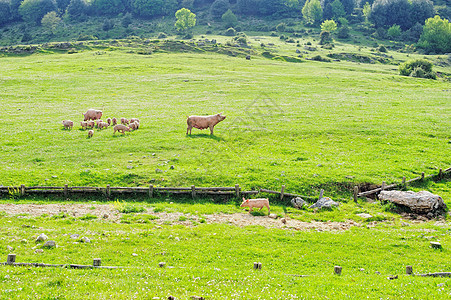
left=0, top=37, right=450, bottom=298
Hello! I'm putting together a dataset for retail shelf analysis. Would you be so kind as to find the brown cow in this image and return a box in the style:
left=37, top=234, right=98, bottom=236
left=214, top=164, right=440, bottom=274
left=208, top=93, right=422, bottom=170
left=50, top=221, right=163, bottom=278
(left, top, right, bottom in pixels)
left=186, top=113, right=226, bottom=135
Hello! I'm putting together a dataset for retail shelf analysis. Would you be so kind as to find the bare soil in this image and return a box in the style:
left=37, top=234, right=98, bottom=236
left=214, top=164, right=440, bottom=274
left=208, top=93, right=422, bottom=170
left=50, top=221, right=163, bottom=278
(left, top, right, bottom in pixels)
left=0, top=203, right=360, bottom=231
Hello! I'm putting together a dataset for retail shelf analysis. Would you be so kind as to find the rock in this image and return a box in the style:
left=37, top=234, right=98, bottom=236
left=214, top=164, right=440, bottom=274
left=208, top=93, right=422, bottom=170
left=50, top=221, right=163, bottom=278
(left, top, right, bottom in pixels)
left=379, top=190, right=446, bottom=215
left=170, top=165, right=175, bottom=170
left=7, top=246, right=13, bottom=251
left=103, top=214, right=109, bottom=219
left=268, top=214, right=278, bottom=219
left=291, top=197, right=306, bottom=209
left=79, top=237, right=91, bottom=243
left=159, top=262, right=166, bottom=267
left=155, top=168, right=163, bottom=173
left=127, top=166, right=134, bottom=169
left=132, top=253, right=138, bottom=256
left=356, top=213, right=373, bottom=219
left=246, top=55, right=251, bottom=60
left=296, top=49, right=301, bottom=53
left=431, top=242, right=442, bottom=249
left=20, top=239, right=27, bottom=243
left=70, top=234, right=80, bottom=239
left=35, top=249, right=44, bottom=254
left=43, top=240, right=56, bottom=248
left=36, top=233, right=48, bottom=242
left=309, top=197, right=340, bottom=209
left=281, top=218, right=287, bottom=224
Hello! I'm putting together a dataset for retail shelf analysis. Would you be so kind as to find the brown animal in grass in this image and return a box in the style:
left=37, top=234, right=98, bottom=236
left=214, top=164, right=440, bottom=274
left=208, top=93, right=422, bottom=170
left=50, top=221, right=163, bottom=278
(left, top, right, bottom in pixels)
left=186, top=113, right=226, bottom=135
left=88, top=130, right=94, bottom=138
left=240, top=198, right=270, bottom=215
left=62, top=120, right=73, bottom=130
left=82, top=109, right=102, bottom=121
left=112, top=118, right=117, bottom=126
left=113, top=124, right=130, bottom=134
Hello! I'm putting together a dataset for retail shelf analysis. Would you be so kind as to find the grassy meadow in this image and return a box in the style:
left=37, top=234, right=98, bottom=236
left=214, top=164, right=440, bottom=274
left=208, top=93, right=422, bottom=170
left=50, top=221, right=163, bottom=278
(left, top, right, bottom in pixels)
left=1, top=202, right=451, bottom=299
left=0, top=39, right=450, bottom=201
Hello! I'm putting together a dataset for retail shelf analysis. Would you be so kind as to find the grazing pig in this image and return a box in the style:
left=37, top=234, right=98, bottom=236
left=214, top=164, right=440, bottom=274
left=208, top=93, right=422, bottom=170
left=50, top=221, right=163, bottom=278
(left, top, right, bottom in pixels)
left=134, top=121, right=140, bottom=129
left=121, top=117, right=129, bottom=125
left=186, top=113, right=226, bottom=135
left=112, top=117, right=117, bottom=126
left=95, top=119, right=103, bottom=127
left=87, top=120, right=95, bottom=129
left=80, top=121, right=88, bottom=129
left=129, top=122, right=138, bottom=130
left=113, top=124, right=130, bottom=134
left=88, top=130, right=94, bottom=138
left=240, top=198, right=270, bottom=215
left=98, top=122, right=109, bottom=129
left=130, top=118, right=140, bottom=123
left=62, top=120, right=73, bottom=130
left=106, top=118, right=111, bottom=125
left=82, top=109, right=103, bottom=121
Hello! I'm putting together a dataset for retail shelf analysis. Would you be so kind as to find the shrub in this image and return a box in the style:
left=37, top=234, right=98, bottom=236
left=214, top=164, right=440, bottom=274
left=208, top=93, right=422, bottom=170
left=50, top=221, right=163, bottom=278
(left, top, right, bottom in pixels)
left=311, top=55, right=331, bottom=62
left=337, top=26, right=349, bottom=39
left=122, top=12, right=132, bottom=28
left=222, top=9, right=237, bottom=28
left=276, top=22, right=286, bottom=32
left=225, top=27, right=236, bottom=36
left=418, top=16, right=451, bottom=54
left=387, top=24, right=401, bottom=39
left=399, top=58, right=436, bottom=79
left=158, top=32, right=167, bottom=38
left=319, top=30, right=332, bottom=45
left=233, top=32, right=248, bottom=45
left=102, top=19, right=114, bottom=31
left=378, top=45, right=387, bottom=52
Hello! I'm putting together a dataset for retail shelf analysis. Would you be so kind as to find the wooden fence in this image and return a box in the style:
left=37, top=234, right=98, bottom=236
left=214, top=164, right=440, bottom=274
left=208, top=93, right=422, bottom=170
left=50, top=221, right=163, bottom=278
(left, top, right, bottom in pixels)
left=0, top=184, right=318, bottom=201
left=353, top=167, right=451, bottom=202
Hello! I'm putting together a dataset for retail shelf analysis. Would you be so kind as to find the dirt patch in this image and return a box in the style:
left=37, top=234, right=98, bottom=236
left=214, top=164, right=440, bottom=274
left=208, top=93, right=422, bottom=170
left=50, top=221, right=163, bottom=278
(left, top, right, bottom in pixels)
left=0, top=203, right=359, bottom=231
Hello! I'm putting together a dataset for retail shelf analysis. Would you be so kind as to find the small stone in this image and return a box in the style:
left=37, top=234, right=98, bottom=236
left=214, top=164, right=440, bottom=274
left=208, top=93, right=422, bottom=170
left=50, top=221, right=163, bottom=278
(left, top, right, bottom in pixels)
left=359, top=268, right=365, bottom=272
left=437, top=283, right=445, bottom=287
left=20, top=239, right=27, bottom=243
left=36, top=233, right=48, bottom=242
left=268, top=214, right=278, bottom=219
left=70, top=234, right=80, bottom=239
left=175, top=237, right=180, bottom=241
left=127, top=166, right=134, bottom=169
left=152, top=153, right=156, bottom=156
left=356, top=213, right=373, bottom=219
left=7, top=246, right=13, bottom=251
left=431, top=242, right=442, bottom=249
left=52, top=175, right=57, bottom=178
left=291, top=197, right=306, bottom=209
left=281, top=218, right=287, bottom=224
left=79, top=237, right=91, bottom=243
left=129, top=153, right=133, bottom=156
left=132, top=253, right=138, bottom=257
left=375, top=271, right=381, bottom=275
left=159, top=262, right=166, bottom=267
left=43, top=240, right=56, bottom=248
left=103, top=214, right=109, bottom=219
left=170, top=165, right=175, bottom=170
left=35, top=249, right=44, bottom=254
left=155, top=168, right=163, bottom=173
left=128, top=160, right=133, bottom=163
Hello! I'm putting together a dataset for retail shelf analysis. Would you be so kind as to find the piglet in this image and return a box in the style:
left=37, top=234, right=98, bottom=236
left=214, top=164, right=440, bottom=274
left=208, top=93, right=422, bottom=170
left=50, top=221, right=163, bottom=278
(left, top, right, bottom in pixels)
left=240, top=198, right=270, bottom=215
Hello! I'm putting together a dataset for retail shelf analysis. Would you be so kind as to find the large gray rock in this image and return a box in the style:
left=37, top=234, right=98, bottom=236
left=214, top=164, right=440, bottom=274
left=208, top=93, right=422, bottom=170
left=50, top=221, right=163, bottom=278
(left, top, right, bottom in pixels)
left=309, top=197, right=340, bottom=209
left=36, top=233, right=48, bottom=243
left=291, top=197, right=306, bottom=209
left=379, top=190, right=446, bottom=214
left=43, top=240, right=56, bottom=248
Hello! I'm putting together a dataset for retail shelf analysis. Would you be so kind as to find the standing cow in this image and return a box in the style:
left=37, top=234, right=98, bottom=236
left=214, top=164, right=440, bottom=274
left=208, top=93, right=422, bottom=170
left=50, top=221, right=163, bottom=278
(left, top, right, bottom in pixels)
left=186, top=113, right=226, bottom=135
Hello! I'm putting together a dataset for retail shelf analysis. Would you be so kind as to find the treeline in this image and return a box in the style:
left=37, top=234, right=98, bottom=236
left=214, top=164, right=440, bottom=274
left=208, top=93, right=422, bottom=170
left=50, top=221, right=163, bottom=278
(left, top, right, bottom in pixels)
left=0, top=0, right=447, bottom=27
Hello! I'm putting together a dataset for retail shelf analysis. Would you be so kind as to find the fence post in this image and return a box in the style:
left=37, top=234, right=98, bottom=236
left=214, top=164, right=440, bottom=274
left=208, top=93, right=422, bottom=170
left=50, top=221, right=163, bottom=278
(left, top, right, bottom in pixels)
left=381, top=181, right=386, bottom=191
left=439, top=169, right=443, bottom=180
left=402, top=176, right=406, bottom=189
left=191, top=185, right=196, bottom=199
left=235, top=184, right=240, bottom=198
left=421, top=172, right=425, bottom=181
left=334, top=266, right=342, bottom=275
left=106, top=185, right=110, bottom=199
left=20, top=185, right=25, bottom=196
left=280, top=185, right=285, bottom=201
left=64, top=184, right=68, bottom=197
left=353, top=186, right=359, bottom=203
left=7, top=254, right=16, bottom=265
left=319, top=189, right=324, bottom=200
left=93, top=258, right=101, bottom=267
left=149, top=184, right=153, bottom=198
left=406, top=265, right=413, bottom=275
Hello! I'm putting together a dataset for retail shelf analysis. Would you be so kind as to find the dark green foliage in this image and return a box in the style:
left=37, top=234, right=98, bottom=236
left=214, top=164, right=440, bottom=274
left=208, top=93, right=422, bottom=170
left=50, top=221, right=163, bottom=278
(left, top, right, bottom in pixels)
left=337, top=25, right=350, bottom=38
left=370, top=0, right=434, bottom=30
left=378, top=45, right=386, bottom=52
left=0, top=0, right=12, bottom=25
left=399, top=58, right=436, bottom=79
left=121, top=12, right=132, bottom=27
left=311, top=54, right=331, bottom=61
left=65, top=0, right=88, bottom=20
left=435, top=5, right=451, bottom=21
left=55, top=0, right=71, bottom=12
left=322, top=0, right=346, bottom=19
left=210, top=0, right=229, bottom=19
left=91, top=0, right=126, bottom=16
left=276, top=22, right=286, bottom=32
left=232, top=32, right=248, bottom=44
left=236, top=0, right=286, bottom=17
left=303, top=0, right=323, bottom=25
left=224, top=27, right=236, bottom=36
left=10, top=0, right=23, bottom=21
left=19, top=0, right=57, bottom=24
left=401, top=22, right=423, bottom=42
left=319, top=30, right=332, bottom=44
left=339, top=0, right=355, bottom=14
left=221, top=9, right=237, bottom=28
left=132, top=0, right=177, bottom=18
left=102, top=18, right=114, bottom=31
left=157, top=32, right=167, bottom=38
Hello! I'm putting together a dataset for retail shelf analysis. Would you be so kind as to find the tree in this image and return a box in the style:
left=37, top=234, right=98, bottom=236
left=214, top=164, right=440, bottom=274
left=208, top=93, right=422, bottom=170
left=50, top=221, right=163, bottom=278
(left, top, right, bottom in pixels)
left=330, top=0, right=345, bottom=19
left=175, top=8, right=196, bottom=32
left=65, top=0, right=87, bottom=20
left=41, top=11, right=61, bottom=34
left=302, top=0, right=323, bottom=26
left=222, top=9, right=238, bottom=28
left=132, top=0, right=177, bottom=18
left=0, top=0, right=12, bottom=25
left=321, top=19, right=337, bottom=32
left=91, top=0, right=126, bottom=16
left=362, top=1, right=370, bottom=23
left=418, top=15, right=451, bottom=54
left=387, top=24, right=401, bottom=39
left=19, top=0, right=57, bottom=24
left=210, top=0, right=229, bottom=19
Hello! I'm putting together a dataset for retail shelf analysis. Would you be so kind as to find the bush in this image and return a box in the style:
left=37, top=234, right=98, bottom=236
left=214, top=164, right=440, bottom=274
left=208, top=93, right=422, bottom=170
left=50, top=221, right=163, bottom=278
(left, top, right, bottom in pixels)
left=378, top=45, right=387, bottom=52
left=222, top=9, right=237, bottom=28
left=337, top=26, right=349, bottom=39
left=102, top=19, right=114, bottom=31
left=399, top=58, right=436, bottom=79
left=158, top=32, right=167, bottom=38
left=276, top=22, right=286, bottom=32
left=311, top=55, right=331, bottom=62
left=233, top=32, right=248, bottom=45
left=225, top=27, right=236, bottom=36
left=387, top=24, right=401, bottom=39
left=418, top=16, right=451, bottom=54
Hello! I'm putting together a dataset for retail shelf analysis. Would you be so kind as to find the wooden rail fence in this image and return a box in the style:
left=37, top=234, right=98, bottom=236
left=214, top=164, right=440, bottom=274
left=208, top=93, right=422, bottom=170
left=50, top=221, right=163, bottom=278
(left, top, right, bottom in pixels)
left=353, top=167, right=451, bottom=202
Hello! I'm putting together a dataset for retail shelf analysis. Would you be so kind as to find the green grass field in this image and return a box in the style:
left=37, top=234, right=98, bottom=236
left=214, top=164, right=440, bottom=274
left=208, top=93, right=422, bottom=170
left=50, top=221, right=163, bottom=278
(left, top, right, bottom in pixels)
left=1, top=41, right=450, bottom=201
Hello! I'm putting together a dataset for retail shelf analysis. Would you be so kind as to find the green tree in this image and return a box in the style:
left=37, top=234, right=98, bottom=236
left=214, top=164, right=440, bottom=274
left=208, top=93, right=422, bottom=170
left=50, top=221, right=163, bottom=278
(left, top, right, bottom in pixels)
left=362, top=1, right=370, bottom=23
left=418, top=15, right=451, bottom=54
left=175, top=8, right=196, bottom=32
left=132, top=0, right=177, bottom=18
left=19, top=0, right=57, bottom=24
left=330, top=0, right=345, bottom=20
left=387, top=24, right=401, bottom=39
left=221, top=9, right=238, bottom=28
left=211, top=0, right=229, bottom=19
left=302, top=0, right=323, bottom=26
left=41, top=11, right=61, bottom=34
left=0, top=0, right=12, bottom=25
left=91, top=0, right=126, bottom=16
left=65, top=0, right=87, bottom=20
left=321, top=19, right=337, bottom=32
